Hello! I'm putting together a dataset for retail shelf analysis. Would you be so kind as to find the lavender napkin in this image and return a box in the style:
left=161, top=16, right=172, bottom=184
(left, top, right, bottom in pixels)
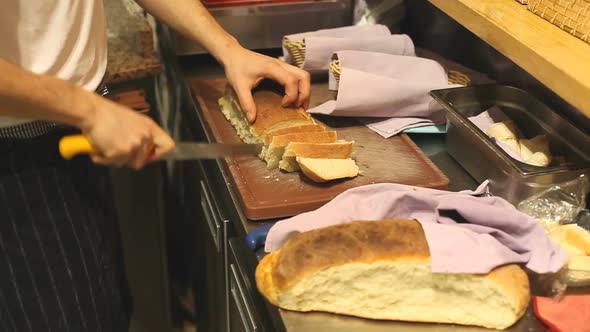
left=301, top=35, right=415, bottom=73
left=307, top=51, right=456, bottom=138
left=264, top=182, right=567, bottom=274
left=282, top=24, right=391, bottom=64
left=362, top=110, right=447, bottom=138
left=326, top=51, right=449, bottom=91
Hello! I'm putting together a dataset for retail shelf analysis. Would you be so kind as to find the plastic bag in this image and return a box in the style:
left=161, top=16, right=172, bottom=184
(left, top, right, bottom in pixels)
left=518, top=175, right=589, bottom=232
left=519, top=175, right=590, bottom=291
left=353, top=0, right=405, bottom=31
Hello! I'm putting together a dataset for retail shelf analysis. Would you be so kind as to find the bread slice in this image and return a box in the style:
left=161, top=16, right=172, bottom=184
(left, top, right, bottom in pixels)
left=263, top=124, right=326, bottom=145
left=279, top=141, right=354, bottom=172
left=256, top=219, right=530, bottom=330
left=487, top=120, right=519, bottom=141
left=519, top=135, right=552, bottom=167
left=487, top=120, right=521, bottom=155
left=218, top=85, right=315, bottom=143
left=297, top=157, right=359, bottom=182
left=263, top=132, right=338, bottom=169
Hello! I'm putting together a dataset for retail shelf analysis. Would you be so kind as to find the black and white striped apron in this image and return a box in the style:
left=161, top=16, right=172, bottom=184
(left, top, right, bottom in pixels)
left=0, top=86, right=132, bottom=332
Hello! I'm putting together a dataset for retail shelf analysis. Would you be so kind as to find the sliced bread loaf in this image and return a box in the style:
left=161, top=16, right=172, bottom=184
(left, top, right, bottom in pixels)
left=279, top=142, right=354, bottom=172
left=263, top=124, right=326, bottom=145
left=297, top=157, right=359, bottom=182
left=264, top=132, right=338, bottom=169
left=218, top=85, right=314, bottom=143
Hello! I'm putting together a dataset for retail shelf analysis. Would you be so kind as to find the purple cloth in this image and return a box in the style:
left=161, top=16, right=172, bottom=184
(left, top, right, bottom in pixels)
left=302, top=35, right=415, bottom=73
left=307, top=52, right=457, bottom=138
left=282, top=24, right=391, bottom=64
left=326, top=51, right=449, bottom=91
left=329, top=66, right=443, bottom=117
left=264, top=182, right=567, bottom=274
left=362, top=111, right=446, bottom=138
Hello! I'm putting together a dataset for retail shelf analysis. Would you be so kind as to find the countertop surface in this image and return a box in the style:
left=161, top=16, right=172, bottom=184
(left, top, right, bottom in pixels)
left=105, top=0, right=161, bottom=83
left=179, top=50, right=559, bottom=332
left=179, top=48, right=590, bottom=331
left=179, top=48, right=489, bottom=235
left=428, top=0, right=590, bottom=119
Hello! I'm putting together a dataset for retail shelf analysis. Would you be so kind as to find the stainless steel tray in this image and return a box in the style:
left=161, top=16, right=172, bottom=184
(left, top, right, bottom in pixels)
left=173, top=0, right=353, bottom=54
left=430, top=84, right=590, bottom=204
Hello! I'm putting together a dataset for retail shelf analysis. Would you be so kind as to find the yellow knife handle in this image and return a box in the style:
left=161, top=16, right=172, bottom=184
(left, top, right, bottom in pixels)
left=59, top=135, right=97, bottom=159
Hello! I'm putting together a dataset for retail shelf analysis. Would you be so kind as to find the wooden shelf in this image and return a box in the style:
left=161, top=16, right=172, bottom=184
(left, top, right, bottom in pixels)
left=429, top=0, right=590, bottom=118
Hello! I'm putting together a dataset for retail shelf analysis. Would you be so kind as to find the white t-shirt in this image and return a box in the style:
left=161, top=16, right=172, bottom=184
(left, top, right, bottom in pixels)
left=0, top=0, right=108, bottom=127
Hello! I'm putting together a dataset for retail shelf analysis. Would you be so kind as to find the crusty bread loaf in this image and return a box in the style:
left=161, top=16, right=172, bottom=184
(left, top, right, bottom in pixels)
left=219, top=84, right=359, bottom=182
left=218, top=85, right=314, bottom=143
left=256, top=219, right=530, bottom=330
left=297, top=157, right=359, bottom=182
left=264, top=132, right=338, bottom=169
left=279, top=142, right=354, bottom=172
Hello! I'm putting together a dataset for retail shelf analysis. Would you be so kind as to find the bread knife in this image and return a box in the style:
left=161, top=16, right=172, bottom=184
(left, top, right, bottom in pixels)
left=59, top=134, right=262, bottom=160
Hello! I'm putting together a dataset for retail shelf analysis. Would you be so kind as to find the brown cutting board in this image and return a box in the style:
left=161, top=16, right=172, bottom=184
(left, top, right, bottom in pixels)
left=190, top=79, right=449, bottom=220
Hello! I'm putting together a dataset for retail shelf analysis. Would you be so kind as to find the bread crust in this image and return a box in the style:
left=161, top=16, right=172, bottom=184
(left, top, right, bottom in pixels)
left=221, top=86, right=313, bottom=138
left=269, top=131, right=337, bottom=148
left=256, top=219, right=530, bottom=329
left=264, top=124, right=326, bottom=145
left=283, top=142, right=354, bottom=159
left=270, top=220, right=430, bottom=291
left=249, top=90, right=313, bottom=136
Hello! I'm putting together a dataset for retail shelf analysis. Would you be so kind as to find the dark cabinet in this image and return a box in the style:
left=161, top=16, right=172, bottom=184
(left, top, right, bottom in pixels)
left=228, top=238, right=260, bottom=332
left=229, top=262, right=258, bottom=332
left=228, top=237, right=283, bottom=332
left=190, top=161, right=229, bottom=332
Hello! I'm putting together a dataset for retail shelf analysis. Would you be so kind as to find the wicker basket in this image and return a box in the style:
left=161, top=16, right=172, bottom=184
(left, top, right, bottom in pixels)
left=329, top=59, right=472, bottom=86
left=446, top=70, right=472, bottom=86
left=528, top=0, right=590, bottom=43
left=282, top=38, right=306, bottom=67
left=330, top=59, right=342, bottom=81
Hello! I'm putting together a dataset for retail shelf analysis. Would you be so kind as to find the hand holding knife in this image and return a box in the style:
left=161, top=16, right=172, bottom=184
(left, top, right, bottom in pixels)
left=59, top=134, right=262, bottom=161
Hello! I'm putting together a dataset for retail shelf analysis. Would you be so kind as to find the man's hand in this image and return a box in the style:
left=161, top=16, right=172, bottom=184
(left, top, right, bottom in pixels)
left=223, top=47, right=311, bottom=123
left=0, top=58, right=174, bottom=170
left=80, top=95, right=175, bottom=170
left=133, top=0, right=311, bottom=123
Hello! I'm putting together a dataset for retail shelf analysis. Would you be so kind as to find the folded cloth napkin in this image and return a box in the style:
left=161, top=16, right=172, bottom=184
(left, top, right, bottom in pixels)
left=469, top=106, right=525, bottom=162
left=327, top=50, right=448, bottom=91
left=282, top=24, right=391, bottom=64
left=532, top=295, right=590, bottom=332
left=301, top=35, right=415, bottom=73
left=362, top=114, right=444, bottom=138
left=316, top=52, right=450, bottom=116
left=307, top=51, right=457, bottom=138
left=264, top=182, right=568, bottom=274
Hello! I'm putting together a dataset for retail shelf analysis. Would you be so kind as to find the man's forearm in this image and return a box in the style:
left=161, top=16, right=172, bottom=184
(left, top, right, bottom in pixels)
left=135, top=0, right=239, bottom=65
left=0, top=58, right=97, bottom=129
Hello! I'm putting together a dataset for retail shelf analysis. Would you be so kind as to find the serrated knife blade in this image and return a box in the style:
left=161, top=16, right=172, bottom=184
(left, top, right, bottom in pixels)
left=164, top=142, right=262, bottom=160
